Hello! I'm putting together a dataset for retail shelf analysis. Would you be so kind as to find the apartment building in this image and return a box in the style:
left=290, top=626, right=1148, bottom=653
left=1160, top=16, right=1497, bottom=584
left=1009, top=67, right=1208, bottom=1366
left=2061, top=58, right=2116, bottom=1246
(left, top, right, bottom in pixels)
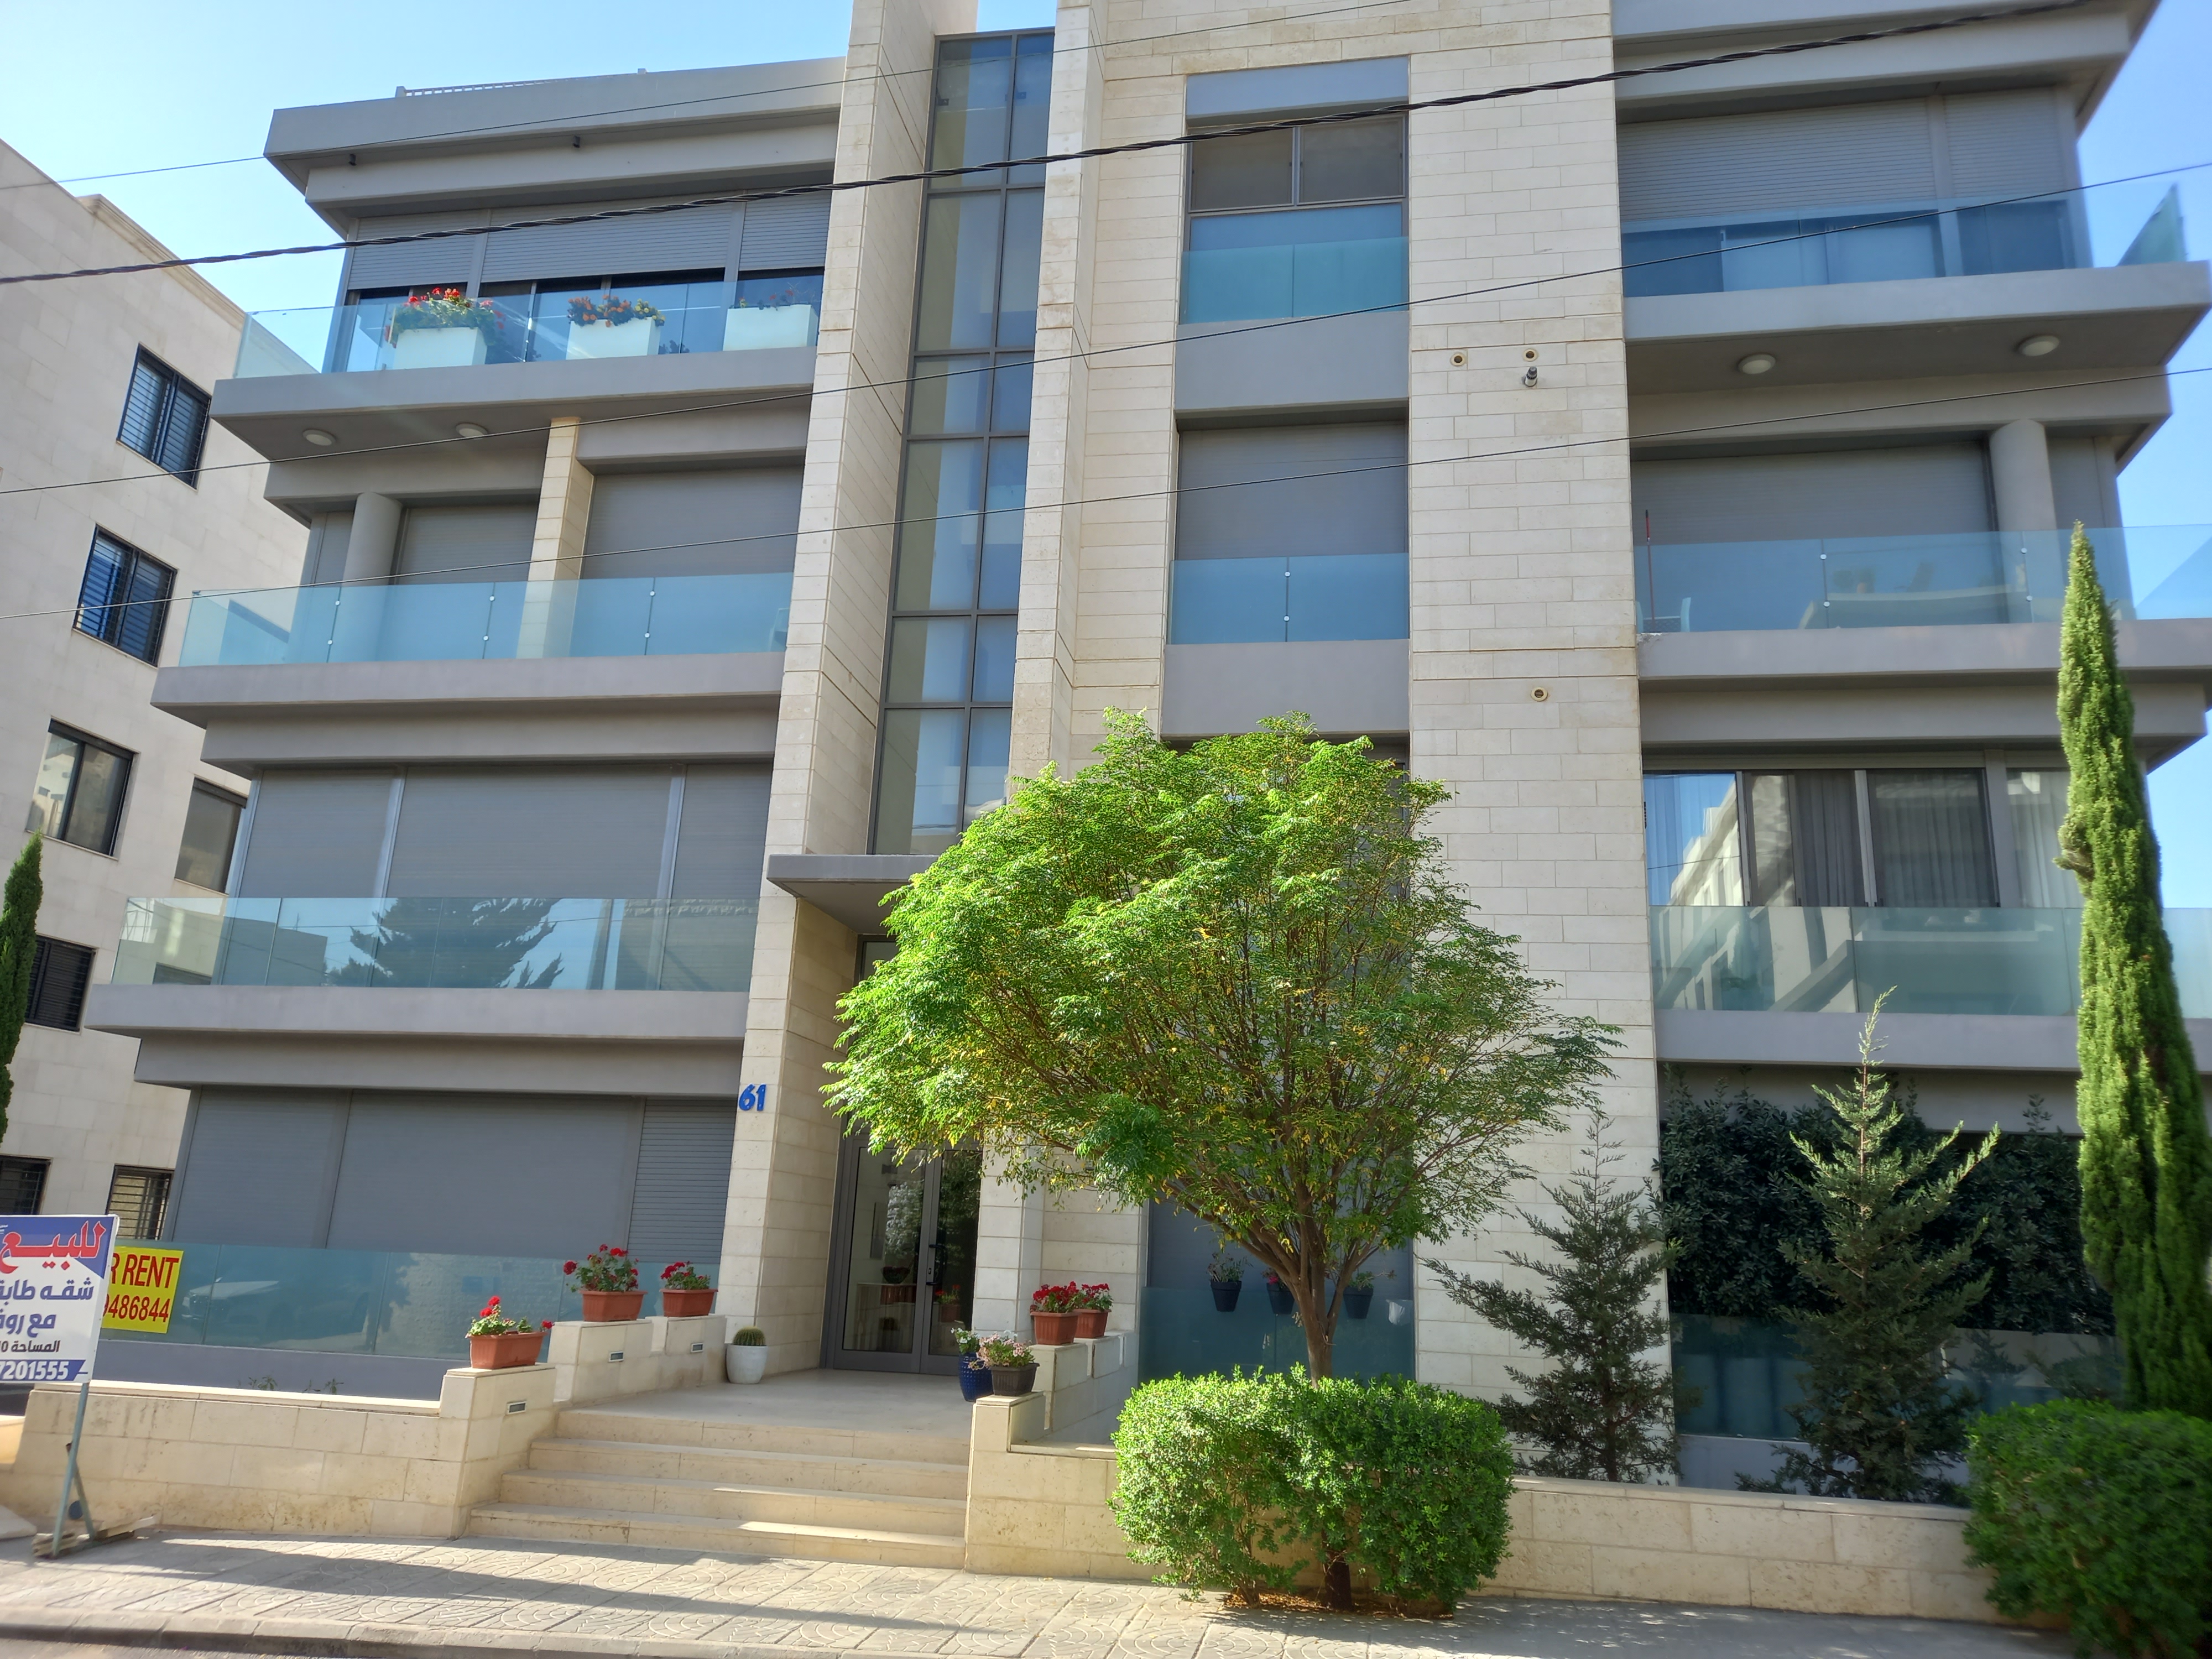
left=82, top=0, right=2210, bottom=1415
left=0, top=142, right=307, bottom=1229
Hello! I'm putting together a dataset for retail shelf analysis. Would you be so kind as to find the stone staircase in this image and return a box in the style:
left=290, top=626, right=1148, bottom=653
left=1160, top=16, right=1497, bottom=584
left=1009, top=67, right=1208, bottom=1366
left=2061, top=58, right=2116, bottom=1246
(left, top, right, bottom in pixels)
left=466, top=1402, right=972, bottom=1567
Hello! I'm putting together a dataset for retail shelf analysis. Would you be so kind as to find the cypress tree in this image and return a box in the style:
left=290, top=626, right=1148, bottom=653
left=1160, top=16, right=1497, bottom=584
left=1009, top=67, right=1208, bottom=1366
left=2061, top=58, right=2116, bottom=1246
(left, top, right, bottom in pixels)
left=2056, top=526, right=2212, bottom=1417
left=0, top=836, right=43, bottom=1148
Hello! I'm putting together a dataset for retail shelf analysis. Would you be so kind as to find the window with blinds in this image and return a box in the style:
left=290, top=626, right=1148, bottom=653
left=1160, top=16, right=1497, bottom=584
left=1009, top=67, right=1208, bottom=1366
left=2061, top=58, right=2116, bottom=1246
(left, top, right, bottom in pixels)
left=0, top=1159, right=49, bottom=1214
left=107, top=1167, right=172, bottom=1239
left=117, top=349, right=210, bottom=484
left=27, top=938, right=96, bottom=1031
left=75, top=530, right=175, bottom=664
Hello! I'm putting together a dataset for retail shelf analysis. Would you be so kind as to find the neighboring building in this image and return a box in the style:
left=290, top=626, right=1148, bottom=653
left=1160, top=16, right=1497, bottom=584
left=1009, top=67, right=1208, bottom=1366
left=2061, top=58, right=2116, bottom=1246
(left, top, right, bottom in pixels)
left=0, top=140, right=307, bottom=1227
left=85, top=0, right=2209, bottom=1438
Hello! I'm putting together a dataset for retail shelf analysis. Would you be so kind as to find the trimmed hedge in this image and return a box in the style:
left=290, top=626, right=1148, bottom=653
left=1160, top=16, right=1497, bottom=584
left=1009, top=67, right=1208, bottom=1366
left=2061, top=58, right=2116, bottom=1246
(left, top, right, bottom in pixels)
left=1964, top=1400, right=2212, bottom=1656
left=1110, top=1370, right=1513, bottom=1609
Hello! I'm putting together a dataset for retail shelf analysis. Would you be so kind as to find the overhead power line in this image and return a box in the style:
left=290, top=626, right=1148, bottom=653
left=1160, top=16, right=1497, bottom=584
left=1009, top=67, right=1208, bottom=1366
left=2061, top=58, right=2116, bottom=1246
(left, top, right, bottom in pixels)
left=0, top=0, right=2097, bottom=289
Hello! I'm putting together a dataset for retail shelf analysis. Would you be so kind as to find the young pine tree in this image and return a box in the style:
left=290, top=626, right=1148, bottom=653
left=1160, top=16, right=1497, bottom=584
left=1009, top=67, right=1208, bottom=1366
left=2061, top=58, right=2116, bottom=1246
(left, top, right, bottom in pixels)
left=0, top=836, right=43, bottom=1149
left=1761, top=1005, right=1997, bottom=1504
left=2055, top=526, right=2212, bottom=1418
left=1427, top=1108, right=1680, bottom=1483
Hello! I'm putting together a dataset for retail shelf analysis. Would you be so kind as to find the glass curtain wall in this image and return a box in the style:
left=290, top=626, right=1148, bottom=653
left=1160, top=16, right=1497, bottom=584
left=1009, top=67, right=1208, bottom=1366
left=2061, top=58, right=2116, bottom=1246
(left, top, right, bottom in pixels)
left=873, top=32, right=1052, bottom=855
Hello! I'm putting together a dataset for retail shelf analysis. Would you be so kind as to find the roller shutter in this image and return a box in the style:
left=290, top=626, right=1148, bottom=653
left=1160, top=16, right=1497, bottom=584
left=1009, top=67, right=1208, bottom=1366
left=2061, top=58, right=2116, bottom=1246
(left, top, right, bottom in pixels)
left=582, top=468, right=804, bottom=577
left=1176, top=424, right=1407, bottom=560
left=345, top=211, right=487, bottom=291
left=236, top=773, right=396, bottom=898
left=481, top=201, right=735, bottom=283
left=169, top=1092, right=348, bottom=1246
left=737, top=195, right=832, bottom=270
left=1620, top=102, right=1938, bottom=222
left=1631, top=445, right=1991, bottom=544
left=394, top=503, right=538, bottom=584
left=384, top=769, right=674, bottom=897
left=625, top=1102, right=737, bottom=1261
left=1942, top=90, right=2072, bottom=197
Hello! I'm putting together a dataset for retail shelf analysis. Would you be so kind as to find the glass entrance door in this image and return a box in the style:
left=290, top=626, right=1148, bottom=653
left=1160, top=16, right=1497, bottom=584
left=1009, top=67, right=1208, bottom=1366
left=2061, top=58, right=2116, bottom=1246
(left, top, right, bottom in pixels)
left=828, top=1139, right=982, bottom=1373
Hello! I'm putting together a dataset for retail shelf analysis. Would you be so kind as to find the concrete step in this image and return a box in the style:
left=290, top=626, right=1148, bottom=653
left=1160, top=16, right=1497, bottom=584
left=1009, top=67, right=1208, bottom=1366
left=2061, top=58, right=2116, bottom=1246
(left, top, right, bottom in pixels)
left=465, top=1501, right=968, bottom=1568
left=528, top=1437, right=969, bottom=1500
left=499, top=1465, right=967, bottom=1534
left=551, top=1407, right=972, bottom=1470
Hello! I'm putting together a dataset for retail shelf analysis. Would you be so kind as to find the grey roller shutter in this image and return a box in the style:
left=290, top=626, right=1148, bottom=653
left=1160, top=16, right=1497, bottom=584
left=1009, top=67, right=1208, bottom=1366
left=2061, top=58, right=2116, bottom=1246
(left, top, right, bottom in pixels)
left=737, top=196, right=831, bottom=270
left=672, top=766, right=771, bottom=896
left=2048, top=437, right=2116, bottom=530
left=1176, top=424, right=1407, bottom=559
left=324, top=1094, right=641, bottom=1257
left=385, top=768, right=674, bottom=896
left=1631, top=446, right=1991, bottom=544
left=481, top=202, right=735, bottom=282
left=394, top=503, right=538, bottom=585
left=345, top=211, right=487, bottom=290
left=1943, top=90, right=2071, bottom=197
left=1619, top=102, right=1938, bottom=221
left=169, top=1092, right=347, bottom=1246
left=582, top=469, right=804, bottom=577
left=625, top=1102, right=737, bottom=1261
left=236, top=772, right=395, bottom=898
left=302, top=510, right=354, bottom=586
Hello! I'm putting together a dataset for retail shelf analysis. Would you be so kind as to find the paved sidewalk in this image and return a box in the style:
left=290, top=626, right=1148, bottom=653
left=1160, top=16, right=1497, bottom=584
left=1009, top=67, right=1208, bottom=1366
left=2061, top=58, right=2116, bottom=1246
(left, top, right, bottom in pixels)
left=0, top=1533, right=2068, bottom=1659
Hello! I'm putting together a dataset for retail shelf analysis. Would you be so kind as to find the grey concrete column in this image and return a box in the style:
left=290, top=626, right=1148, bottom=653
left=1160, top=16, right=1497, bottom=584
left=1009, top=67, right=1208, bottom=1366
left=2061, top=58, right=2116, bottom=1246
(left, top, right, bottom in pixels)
left=343, top=492, right=403, bottom=582
left=1989, top=420, right=2058, bottom=532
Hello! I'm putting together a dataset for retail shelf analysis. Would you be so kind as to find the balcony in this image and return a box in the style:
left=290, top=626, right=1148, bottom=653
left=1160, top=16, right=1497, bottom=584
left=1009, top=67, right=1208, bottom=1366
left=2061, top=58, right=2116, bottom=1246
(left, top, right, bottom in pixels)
left=1169, top=552, right=1408, bottom=644
left=1181, top=231, right=1407, bottom=326
left=113, top=895, right=757, bottom=994
left=1650, top=905, right=2212, bottom=1019
left=1636, top=524, right=2212, bottom=635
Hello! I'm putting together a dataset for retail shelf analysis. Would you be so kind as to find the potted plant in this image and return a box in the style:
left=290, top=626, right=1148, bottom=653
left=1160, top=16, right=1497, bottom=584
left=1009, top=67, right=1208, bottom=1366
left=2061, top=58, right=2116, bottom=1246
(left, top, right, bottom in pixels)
left=1207, top=1250, right=1243, bottom=1312
left=659, top=1261, right=715, bottom=1318
left=466, top=1297, right=550, bottom=1370
left=565, top=1245, right=643, bottom=1322
left=1073, top=1282, right=1112, bottom=1340
left=977, top=1331, right=1036, bottom=1395
left=566, top=293, right=666, bottom=359
left=951, top=1325, right=992, bottom=1402
left=1264, top=1271, right=1297, bottom=1316
left=1342, top=1270, right=1375, bottom=1321
left=726, top=1325, right=768, bottom=1384
left=1030, top=1281, right=1081, bottom=1345
left=386, top=286, right=503, bottom=370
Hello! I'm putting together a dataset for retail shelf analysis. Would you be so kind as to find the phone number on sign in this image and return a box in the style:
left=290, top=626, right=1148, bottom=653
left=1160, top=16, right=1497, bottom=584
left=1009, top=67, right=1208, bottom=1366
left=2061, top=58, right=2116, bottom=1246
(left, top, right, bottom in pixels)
left=0, top=1360, right=74, bottom=1382
left=104, top=1294, right=170, bottom=1323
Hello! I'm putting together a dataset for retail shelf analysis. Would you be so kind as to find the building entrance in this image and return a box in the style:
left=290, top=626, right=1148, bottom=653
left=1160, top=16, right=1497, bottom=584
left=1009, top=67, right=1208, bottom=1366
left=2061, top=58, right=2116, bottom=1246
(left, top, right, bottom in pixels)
left=826, top=1138, right=981, bottom=1374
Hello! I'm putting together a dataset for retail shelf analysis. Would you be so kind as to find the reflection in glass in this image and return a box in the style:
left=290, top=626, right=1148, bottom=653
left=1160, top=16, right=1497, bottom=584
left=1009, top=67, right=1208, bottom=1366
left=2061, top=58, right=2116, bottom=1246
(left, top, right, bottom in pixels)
left=875, top=709, right=968, bottom=855
left=1869, top=770, right=1995, bottom=907
left=916, top=196, right=1003, bottom=351
left=965, top=711, right=1012, bottom=824
left=1191, top=130, right=1294, bottom=211
left=843, top=1150, right=928, bottom=1355
left=1297, top=117, right=1404, bottom=203
left=926, top=1147, right=984, bottom=1357
left=886, top=617, right=974, bottom=702
left=910, top=357, right=993, bottom=434
left=1008, top=36, right=1053, bottom=176
left=997, top=192, right=1044, bottom=347
left=980, top=439, right=1029, bottom=608
left=2007, top=770, right=2079, bottom=909
left=1642, top=774, right=1743, bottom=906
left=990, top=356, right=1034, bottom=431
left=971, top=616, right=1018, bottom=703
left=896, top=442, right=984, bottom=609
left=930, top=38, right=1014, bottom=174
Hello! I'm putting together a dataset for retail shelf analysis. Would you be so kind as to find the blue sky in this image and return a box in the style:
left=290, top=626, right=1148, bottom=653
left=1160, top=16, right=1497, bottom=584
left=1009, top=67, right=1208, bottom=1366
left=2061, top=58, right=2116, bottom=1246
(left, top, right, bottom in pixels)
left=4, top=1, right=2205, bottom=899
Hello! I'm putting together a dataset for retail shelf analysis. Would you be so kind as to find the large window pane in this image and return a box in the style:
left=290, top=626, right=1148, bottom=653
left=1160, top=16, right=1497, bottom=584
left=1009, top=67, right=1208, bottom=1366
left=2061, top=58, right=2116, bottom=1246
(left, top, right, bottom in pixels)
left=1188, top=202, right=1403, bottom=251
left=875, top=710, right=968, bottom=857
left=66, top=745, right=129, bottom=854
left=979, top=439, right=1029, bottom=608
left=2007, top=769, right=2080, bottom=909
left=1298, top=118, right=1402, bottom=204
left=909, top=357, right=992, bottom=434
left=1191, top=129, right=1293, bottom=211
left=916, top=196, right=1003, bottom=352
left=175, top=783, right=244, bottom=891
left=1009, top=36, right=1053, bottom=174
left=1747, top=771, right=1865, bottom=907
left=1643, top=774, right=1743, bottom=906
left=896, top=442, right=984, bottom=610
left=997, top=191, right=1044, bottom=347
left=930, top=38, right=1014, bottom=174
left=1869, top=770, right=1995, bottom=907
left=886, top=617, right=974, bottom=702
left=971, top=616, right=1017, bottom=702
left=990, top=357, right=1033, bottom=431
left=32, top=735, right=78, bottom=842
left=965, top=709, right=1011, bottom=824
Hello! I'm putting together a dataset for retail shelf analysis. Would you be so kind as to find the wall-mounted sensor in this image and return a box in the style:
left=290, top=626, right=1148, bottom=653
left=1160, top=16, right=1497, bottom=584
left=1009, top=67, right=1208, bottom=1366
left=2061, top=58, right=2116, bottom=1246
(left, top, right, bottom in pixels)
left=1449, top=351, right=1467, bottom=367
left=1522, top=366, right=1540, bottom=387
left=1523, top=349, right=1539, bottom=361
left=1530, top=686, right=1550, bottom=702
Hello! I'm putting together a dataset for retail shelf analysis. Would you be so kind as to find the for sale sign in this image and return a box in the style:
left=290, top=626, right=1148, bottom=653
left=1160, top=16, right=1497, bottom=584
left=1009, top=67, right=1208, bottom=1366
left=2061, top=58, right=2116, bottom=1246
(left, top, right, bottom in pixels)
left=0, top=1216, right=116, bottom=1383
left=103, top=1245, right=183, bottom=1334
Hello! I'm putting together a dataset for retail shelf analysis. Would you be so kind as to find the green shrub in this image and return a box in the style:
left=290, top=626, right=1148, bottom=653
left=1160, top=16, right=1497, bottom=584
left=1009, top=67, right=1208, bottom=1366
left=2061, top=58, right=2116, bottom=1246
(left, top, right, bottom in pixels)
left=1965, top=1400, right=2212, bottom=1656
left=1110, top=1371, right=1514, bottom=1611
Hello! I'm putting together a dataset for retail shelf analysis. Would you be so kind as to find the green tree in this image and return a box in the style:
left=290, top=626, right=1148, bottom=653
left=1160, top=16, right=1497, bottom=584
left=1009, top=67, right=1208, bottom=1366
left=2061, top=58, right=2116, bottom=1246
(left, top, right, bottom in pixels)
left=829, top=713, right=1619, bottom=1377
left=1756, top=1005, right=1997, bottom=1503
left=2056, top=526, right=2212, bottom=1417
left=1426, top=1108, right=1681, bottom=1482
left=0, top=837, right=42, bottom=1150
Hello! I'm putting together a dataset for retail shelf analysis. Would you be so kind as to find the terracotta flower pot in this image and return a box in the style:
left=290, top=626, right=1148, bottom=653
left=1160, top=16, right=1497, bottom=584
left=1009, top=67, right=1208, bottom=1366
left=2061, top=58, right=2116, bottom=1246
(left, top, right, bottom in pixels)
left=990, top=1364, right=1038, bottom=1396
left=1073, top=1308, right=1108, bottom=1340
left=580, top=1290, right=645, bottom=1322
left=468, top=1331, right=543, bottom=1370
left=661, top=1288, right=715, bottom=1318
left=1031, top=1310, right=1077, bottom=1345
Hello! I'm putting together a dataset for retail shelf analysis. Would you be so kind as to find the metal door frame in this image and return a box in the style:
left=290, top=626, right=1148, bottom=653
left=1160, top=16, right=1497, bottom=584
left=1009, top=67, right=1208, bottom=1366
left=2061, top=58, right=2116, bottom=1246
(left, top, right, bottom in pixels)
left=822, top=1134, right=966, bottom=1375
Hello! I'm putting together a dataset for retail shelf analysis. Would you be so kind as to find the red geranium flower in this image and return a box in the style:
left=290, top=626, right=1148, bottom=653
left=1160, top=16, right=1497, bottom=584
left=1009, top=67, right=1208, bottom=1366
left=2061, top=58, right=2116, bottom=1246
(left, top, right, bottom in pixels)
left=563, top=1261, right=577, bottom=1274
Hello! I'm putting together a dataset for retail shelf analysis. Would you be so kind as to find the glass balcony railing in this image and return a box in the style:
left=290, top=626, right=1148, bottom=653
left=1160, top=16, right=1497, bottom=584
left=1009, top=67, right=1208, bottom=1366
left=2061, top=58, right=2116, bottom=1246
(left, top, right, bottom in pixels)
left=1182, top=234, right=1408, bottom=325
left=112, top=895, right=758, bottom=994
left=1650, top=905, right=2212, bottom=1019
left=1169, top=552, right=1409, bottom=644
left=233, top=274, right=824, bottom=378
left=1622, top=182, right=2184, bottom=300
left=176, top=572, right=792, bottom=666
left=1635, top=525, right=2212, bottom=635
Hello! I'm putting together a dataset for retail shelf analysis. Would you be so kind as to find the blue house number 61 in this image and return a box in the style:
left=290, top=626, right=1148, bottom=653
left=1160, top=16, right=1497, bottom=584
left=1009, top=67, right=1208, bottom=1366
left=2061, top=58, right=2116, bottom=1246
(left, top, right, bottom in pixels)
left=739, top=1084, right=770, bottom=1112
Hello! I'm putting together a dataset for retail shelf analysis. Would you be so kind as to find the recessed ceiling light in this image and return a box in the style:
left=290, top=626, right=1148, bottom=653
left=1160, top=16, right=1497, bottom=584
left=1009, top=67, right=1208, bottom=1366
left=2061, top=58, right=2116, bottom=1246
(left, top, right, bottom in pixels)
left=2016, top=334, right=2061, bottom=357
left=1735, top=353, right=1777, bottom=375
left=454, top=422, right=489, bottom=439
left=301, top=428, right=336, bottom=447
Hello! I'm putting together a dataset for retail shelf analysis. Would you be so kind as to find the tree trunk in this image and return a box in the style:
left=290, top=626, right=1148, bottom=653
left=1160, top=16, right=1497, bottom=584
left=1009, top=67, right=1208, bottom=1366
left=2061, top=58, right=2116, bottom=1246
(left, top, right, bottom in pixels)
left=1290, top=1278, right=1334, bottom=1379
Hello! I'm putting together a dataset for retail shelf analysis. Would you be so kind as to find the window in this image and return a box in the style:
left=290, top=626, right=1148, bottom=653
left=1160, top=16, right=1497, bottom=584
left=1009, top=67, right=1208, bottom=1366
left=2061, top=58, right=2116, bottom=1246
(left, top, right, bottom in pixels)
left=174, top=781, right=246, bottom=891
left=32, top=725, right=134, bottom=854
left=2007, top=769, right=2080, bottom=909
left=0, top=1159, right=48, bottom=1214
left=107, top=1167, right=172, bottom=1239
left=75, top=530, right=175, bottom=664
left=117, top=349, right=210, bottom=483
left=27, top=938, right=96, bottom=1031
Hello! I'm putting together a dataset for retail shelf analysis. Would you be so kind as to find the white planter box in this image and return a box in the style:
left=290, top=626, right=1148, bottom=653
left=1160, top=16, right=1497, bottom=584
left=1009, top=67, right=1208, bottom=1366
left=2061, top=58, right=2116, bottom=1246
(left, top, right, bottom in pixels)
left=390, top=326, right=488, bottom=370
left=722, top=305, right=817, bottom=352
left=567, top=318, right=661, bottom=360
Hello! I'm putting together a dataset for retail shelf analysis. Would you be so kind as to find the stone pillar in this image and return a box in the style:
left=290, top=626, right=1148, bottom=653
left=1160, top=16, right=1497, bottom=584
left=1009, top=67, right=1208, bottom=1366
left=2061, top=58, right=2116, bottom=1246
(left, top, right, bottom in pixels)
left=972, top=1168, right=1046, bottom=1337
left=519, top=416, right=592, bottom=657
left=343, top=492, right=402, bottom=582
left=1989, top=419, right=2058, bottom=531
